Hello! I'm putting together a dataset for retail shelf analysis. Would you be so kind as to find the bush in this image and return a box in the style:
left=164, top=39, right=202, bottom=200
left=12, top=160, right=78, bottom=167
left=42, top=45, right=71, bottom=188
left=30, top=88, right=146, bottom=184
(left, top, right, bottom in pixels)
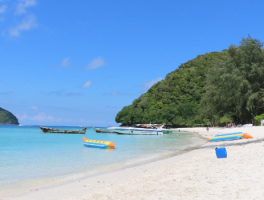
left=254, top=114, right=264, bottom=126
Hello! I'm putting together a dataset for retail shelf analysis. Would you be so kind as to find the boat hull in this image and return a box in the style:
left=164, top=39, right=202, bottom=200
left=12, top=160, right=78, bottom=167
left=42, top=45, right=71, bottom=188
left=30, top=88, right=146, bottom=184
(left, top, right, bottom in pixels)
left=39, top=126, right=87, bottom=134
left=92, top=125, right=118, bottom=133
left=107, top=126, right=165, bottom=135
left=115, top=129, right=163, bottom=135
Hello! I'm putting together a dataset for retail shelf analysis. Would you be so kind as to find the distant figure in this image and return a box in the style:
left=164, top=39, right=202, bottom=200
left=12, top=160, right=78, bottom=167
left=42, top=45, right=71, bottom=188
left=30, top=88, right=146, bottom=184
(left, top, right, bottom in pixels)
left=206, top=127, right=209, bottom=132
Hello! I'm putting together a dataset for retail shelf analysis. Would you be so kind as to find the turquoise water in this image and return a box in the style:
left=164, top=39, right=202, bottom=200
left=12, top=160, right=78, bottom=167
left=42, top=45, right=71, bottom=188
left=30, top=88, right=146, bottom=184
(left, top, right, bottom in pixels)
left=0, top=125, right=205, bottom=187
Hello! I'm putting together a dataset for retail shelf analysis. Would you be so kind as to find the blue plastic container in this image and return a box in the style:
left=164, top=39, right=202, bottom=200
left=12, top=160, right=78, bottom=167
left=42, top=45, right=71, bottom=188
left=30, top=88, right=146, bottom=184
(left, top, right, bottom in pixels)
left=215, top=147, right=227, bottom=158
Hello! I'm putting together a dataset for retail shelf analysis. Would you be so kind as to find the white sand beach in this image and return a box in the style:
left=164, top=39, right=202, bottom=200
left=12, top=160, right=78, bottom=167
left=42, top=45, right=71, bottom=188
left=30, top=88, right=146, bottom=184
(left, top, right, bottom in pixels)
left=3, top=126, right=264, bottom=200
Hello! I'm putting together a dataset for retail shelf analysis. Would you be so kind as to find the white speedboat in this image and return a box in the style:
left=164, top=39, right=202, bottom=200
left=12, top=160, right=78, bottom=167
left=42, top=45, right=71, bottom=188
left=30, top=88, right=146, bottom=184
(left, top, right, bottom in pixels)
left=107, top=124, right=166, bottom=135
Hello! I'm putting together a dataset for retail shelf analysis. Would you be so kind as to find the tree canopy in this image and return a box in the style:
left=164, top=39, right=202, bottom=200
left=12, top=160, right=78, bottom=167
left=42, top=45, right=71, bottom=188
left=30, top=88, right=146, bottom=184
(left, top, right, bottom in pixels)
left=116, top=37, right=264, bottom=127
left=201, top=37, right=264, bottom=125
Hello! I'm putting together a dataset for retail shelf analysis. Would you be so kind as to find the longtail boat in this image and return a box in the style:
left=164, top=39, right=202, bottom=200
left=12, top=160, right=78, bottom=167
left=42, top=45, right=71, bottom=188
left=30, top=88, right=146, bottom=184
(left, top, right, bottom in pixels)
left=39, top=126, right=87, bottom=134
left=91, top=125, right=118, bottom=133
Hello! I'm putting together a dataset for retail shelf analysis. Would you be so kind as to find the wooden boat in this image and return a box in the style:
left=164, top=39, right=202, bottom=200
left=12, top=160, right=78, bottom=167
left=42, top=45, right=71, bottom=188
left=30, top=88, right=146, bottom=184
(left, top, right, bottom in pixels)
left=39, top=126, right=87, bottom=134
left=134, top=124, right=162, bottom=129
left=91, top=125, right=118, bottom=133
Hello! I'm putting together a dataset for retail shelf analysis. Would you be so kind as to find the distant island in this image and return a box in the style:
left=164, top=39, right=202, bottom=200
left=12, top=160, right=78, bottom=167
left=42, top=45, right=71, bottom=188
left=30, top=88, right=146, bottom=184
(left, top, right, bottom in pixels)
left=0, top=107, right=19, bottom=125
left=116, top=37, right=264, bottom=127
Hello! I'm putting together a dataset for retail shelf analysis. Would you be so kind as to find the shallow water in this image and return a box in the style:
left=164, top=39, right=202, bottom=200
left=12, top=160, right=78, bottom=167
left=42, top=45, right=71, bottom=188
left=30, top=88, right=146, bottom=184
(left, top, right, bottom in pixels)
left=0, top=125, right=205, bottom=187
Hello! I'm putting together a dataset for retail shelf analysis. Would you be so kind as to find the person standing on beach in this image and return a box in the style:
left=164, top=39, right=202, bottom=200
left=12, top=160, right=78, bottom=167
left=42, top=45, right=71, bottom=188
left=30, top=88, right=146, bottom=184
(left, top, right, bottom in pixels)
left=206, top=126, right=209, bottom=132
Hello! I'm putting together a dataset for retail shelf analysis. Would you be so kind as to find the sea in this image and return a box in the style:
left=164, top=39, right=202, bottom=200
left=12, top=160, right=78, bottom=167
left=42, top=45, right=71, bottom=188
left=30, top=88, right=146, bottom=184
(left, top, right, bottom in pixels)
left=0, top=125, right=206, bottom=189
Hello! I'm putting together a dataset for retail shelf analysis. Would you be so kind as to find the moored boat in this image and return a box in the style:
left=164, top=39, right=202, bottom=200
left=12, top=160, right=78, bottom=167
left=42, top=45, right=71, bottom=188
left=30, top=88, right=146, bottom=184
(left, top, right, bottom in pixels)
left=107, top=123, right=166, bottom=135
left=116, top=129, right=163, bottom=135
left=91, top=125, right=118, bottom=133
left=39, top=126, right=87, bottom=134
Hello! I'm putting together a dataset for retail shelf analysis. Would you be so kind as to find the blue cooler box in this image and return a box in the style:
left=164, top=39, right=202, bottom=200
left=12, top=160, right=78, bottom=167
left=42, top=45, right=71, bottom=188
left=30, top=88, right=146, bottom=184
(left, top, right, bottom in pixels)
left=215, top=147, right=227, bottom=158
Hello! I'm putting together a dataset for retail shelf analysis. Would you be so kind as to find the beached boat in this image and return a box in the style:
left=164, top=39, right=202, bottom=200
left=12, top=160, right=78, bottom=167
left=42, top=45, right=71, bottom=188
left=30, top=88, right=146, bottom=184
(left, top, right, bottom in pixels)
left=91, top=125, right=118, bottom=133
left=39, top=126, right=87, bottom=134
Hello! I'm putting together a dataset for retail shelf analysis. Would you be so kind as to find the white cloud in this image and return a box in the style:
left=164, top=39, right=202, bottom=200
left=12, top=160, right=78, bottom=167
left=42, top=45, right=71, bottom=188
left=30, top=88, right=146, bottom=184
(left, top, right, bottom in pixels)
left=86, top=57, right=105, bottom=70
left=61, top=57, right=70, bottom=67
left=142, top=77, right=163, bottom=92
left=9, top=14, right=37, bottom=37
left=82, top=80, right=92, bottom=88
left=30, top=112, right=57, bottom=122
left=16, top=0, right=37, bottom=15
left=0, top=5, right=7, bottom=14
left=110, top=91, right=118, bottom=95
left=30, top=106, right=38, bottom=110
left=17, top=112, right=70, bottom=123
left=17, top=113, right=28, bottom=120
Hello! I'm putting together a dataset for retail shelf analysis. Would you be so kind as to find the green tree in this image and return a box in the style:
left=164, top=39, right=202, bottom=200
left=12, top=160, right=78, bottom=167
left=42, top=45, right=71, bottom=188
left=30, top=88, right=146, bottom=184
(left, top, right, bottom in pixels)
left=219, top=115, right=233, bottom=126
left=201, top=36, right=264, bottom=124
left=254, top=113, right=264, bottom=126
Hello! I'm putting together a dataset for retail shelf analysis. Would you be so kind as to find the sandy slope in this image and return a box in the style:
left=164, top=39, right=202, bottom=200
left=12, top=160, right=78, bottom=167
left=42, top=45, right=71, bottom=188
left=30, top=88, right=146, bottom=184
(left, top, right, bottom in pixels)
left=2, top=127, right=264, bottom=200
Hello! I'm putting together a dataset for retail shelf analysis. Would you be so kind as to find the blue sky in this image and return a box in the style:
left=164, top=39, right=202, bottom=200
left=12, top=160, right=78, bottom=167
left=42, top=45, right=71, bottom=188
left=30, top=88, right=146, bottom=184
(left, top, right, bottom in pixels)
left=1, top=0, right=264, bottom=126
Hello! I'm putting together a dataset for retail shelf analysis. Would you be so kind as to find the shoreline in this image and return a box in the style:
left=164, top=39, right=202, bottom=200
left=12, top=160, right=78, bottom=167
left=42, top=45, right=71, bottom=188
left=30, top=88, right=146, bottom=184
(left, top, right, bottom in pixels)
left=2, top=127, right=264, bottom=199
left=0, top=130, right=205, bottom=199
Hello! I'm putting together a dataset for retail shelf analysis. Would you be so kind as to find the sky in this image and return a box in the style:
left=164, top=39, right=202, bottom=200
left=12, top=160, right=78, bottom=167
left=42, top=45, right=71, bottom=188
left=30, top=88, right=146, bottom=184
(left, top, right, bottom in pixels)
left=1, top=0, right=264, bottom=126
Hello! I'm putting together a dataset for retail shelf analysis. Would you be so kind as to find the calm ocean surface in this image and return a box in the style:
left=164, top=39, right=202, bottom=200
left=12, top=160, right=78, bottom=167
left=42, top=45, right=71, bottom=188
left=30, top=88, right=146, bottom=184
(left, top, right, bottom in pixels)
left=0, top=125, right=205, bottom=187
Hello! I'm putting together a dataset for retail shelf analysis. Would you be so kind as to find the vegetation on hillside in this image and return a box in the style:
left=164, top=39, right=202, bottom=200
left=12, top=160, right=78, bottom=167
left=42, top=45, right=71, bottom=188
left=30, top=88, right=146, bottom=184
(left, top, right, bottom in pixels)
left=116, top=36, right=264, bottom=127
left=201, top=37, right=264, bottom=125
left=0, top=107, right=19, bottom=124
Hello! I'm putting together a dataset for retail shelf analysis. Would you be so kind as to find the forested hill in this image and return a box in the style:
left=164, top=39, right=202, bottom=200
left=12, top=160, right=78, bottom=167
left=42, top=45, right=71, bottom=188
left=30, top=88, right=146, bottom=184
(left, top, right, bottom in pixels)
left=115, top=50, right=229, bottom=127
left=116, top=37, right=264, bottom=127
left=0, top=107, right=19, bottom=124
